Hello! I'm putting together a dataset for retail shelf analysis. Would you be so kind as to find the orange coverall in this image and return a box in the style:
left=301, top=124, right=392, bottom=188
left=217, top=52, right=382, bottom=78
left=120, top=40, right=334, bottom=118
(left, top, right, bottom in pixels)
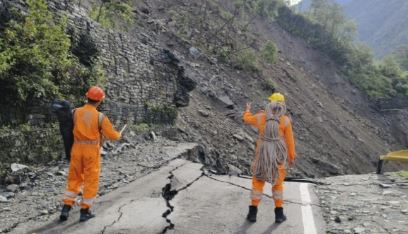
left=63, top=104, right=121, bottom=209
left=243, top=110, right=295, bottom=208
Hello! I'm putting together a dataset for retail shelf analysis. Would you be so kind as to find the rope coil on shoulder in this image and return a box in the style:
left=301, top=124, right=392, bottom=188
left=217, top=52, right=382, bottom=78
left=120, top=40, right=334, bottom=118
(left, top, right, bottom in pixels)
left=266, top=117, right=280, bottom=122
left=260, top=136, right=280, bottom=142
left=252, top=102, right=288, bottom=185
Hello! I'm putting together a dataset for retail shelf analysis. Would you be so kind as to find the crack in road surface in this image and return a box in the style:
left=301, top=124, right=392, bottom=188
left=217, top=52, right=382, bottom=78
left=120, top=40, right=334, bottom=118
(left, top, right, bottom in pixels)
left=101, top=200, right=134, bottom=234
left=101, top=147, right=201, bottom=234
left=160, top=163, right=187, bottom=233
left=160, top=165, right=204, bottom=234
left=160, top=166, right=318, bottom=234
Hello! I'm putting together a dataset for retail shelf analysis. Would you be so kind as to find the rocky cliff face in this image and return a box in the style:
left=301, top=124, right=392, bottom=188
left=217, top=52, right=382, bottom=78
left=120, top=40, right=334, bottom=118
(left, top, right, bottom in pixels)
left=0, top=0, right=195, bottom=174
left=48, top=1, right=196, bottom=124
left=1, top=0, right=195, bottom=123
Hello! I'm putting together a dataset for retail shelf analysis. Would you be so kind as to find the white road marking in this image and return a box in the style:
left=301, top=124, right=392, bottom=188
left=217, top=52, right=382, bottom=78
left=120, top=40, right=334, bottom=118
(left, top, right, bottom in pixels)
left=300, top=183, right=318, bottom=234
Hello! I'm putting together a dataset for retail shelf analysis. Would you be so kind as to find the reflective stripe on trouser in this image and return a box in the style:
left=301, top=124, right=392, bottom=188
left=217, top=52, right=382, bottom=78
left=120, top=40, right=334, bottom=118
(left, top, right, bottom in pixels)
left=63, top=144, right=101, bottom=209
left=81, top=198, right=96, bottom=209
left=63, top=191, right=78, bottom=206
left=250, top=165, right=286, bottom=208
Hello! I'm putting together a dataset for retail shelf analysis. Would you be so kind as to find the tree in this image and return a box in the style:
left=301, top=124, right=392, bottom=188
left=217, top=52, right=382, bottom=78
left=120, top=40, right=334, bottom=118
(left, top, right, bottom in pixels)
left=90, top=0, right=134, bottom=29
left=392, top=45, right=408, bottom=71
left=0, top=0, right=72, bottom=106
left=306, top=0, right=356, bottom=42
left=262, top=41, right=277, bottom=64
left=380, top=57, right=403, bottom=78
left=0, top=0, right=104, bottom=122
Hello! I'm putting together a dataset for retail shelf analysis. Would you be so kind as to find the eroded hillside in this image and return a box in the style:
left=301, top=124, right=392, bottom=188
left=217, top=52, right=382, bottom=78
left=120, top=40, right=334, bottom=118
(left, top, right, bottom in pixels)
left=134, top=0, right=406, bottom=177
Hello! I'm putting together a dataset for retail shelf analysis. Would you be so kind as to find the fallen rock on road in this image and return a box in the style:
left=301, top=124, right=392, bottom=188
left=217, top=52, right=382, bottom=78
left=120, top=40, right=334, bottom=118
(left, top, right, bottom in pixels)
left=316, top=173, right=408, bottom=234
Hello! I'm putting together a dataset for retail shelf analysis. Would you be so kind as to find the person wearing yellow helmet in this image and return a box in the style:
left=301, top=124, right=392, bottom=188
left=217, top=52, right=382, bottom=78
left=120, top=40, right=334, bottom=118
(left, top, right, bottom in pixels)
left=243, top=92, right=296, bottom=224
left=268, top=92, right=285, bottom=103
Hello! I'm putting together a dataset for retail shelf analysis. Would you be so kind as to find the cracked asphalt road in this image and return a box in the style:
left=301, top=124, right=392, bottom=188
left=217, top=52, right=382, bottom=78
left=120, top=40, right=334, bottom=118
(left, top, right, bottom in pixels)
left=20, top=159, right=325, bottom=234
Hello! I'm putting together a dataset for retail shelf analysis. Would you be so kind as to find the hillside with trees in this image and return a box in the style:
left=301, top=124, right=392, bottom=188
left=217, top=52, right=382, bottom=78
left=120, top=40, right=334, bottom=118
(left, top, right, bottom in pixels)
left=283, top=0, right=408, bottom=99
left=297, top=0, right=408, bottom=58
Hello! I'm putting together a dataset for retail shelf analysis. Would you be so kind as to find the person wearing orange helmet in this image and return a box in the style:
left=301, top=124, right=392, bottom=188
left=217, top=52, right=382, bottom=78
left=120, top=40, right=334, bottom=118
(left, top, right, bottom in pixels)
left=243, top=92, right=296, bottom=223
left=60, top=86, right=122, bottom=222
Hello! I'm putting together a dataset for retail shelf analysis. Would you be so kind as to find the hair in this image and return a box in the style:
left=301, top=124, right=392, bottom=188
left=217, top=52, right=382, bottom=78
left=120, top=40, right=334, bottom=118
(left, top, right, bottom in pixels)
left=87, top=98, right=100, bottom=105
left=252, top=101, right=288, bottom=184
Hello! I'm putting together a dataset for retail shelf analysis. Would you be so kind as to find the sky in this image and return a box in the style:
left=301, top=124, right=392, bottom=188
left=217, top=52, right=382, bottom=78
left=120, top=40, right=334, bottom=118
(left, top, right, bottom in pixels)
left=288, top=0, right=302, bottom=5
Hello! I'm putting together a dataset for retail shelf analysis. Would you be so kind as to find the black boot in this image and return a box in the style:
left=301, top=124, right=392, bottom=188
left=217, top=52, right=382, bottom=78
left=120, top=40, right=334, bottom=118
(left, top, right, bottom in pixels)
left=59, top=205, right=71, bottom=222
left=246, top=205, right=258, bottom=222
left=79, top=208, right=95, bottom=222
left=275, top=207, right=287, bottom=223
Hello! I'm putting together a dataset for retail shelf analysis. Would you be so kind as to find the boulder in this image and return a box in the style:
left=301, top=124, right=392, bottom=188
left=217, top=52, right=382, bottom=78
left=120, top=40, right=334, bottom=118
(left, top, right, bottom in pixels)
left=0, top=195, right=7, bottom=203
left=217, top=95, right=234, bottom=109
left=189, top=47, right=201, bottom=59
left=198, top=109, right=210, bottom=117
left=6, top=184, right=19, bottom=193
left=11, top=163, right=29, bottom=173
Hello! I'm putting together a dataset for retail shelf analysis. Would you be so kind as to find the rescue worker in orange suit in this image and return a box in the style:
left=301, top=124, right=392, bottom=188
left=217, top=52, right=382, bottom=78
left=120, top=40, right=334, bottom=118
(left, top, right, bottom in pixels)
left=60, top=86, right=121, bottom=222
left=243, top=92, right=296, bottom=223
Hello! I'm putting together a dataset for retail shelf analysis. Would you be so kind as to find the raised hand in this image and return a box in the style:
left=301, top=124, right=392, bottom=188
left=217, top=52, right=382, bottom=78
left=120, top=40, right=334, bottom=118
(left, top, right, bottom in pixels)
left=246, top=103, right=251, bottom=112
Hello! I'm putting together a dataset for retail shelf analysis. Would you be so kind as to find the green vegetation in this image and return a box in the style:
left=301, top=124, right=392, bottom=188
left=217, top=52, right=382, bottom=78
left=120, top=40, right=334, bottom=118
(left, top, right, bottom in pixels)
left=234, top=49, right=260, bottom=72
left=0, top=123, right=61, bottom=180
left=129, top=122, right=151, bottom=134
left=234, top=0, right=285, bottom=18
left=217, top=46, right=232, bottom=63
left=145, top=103, right=178, bottom=125
left=306, top=0, right=356, bottom=41
left=264, top=78, right=277, bottom=92
left=228, top=0, right=408, bottom=98
left=397, top=170, right=408, bottom=179
left=0, top=0, right=72, bottom=106
left=90, top=0, right=134, bottom=29
left=262, top=41, right=277, bottom=64
left=392, top=46, right=408, bottom=72
left=0, top=0, right=104, bottom=123
left=169, top=0, right=282, bottom=74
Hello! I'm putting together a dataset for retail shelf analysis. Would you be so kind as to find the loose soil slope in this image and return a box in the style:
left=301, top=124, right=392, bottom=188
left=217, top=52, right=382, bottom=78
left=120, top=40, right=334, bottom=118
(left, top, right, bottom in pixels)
left=133, top=0, right=406, bottom=177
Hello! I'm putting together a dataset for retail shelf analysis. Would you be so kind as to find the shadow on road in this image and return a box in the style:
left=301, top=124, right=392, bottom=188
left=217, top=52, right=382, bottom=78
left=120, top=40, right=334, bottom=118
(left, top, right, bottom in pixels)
left=261, top=223, right=279, bottom=234
left=235, top=219, right=255, bottom=234
left=29, top=216, right=80, bottom=234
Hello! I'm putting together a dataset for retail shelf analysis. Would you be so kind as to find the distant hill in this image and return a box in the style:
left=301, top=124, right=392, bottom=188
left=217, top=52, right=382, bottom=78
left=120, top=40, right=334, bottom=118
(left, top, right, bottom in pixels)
left=296, top=0, right=408, bottom=57
left=343, top=0, right=408, bottom=57
left=293, top=0, right=310, bottom=11
left=294, top=0, right=349, bottom=13
left=335, top=0, right=352, bottom=5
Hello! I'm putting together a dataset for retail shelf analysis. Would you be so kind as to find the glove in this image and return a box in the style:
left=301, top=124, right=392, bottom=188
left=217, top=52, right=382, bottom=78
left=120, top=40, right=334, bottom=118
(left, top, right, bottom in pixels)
left=288, top=160, right=294, bottom=168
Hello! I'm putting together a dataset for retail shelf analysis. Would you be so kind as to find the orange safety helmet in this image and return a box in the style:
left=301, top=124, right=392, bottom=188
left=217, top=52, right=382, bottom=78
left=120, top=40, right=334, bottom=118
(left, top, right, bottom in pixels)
left=86, top=86, right=105, bottom=101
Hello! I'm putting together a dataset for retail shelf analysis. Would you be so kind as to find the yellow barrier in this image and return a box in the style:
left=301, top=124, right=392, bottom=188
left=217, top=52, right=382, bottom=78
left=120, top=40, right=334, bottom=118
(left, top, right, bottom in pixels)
left=377, top=150, right=408, bottom=174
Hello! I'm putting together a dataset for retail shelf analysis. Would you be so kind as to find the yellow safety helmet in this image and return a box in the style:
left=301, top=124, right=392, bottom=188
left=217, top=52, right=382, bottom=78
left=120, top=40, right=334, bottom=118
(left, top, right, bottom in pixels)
left=268, top=92, right=285, bottom=102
